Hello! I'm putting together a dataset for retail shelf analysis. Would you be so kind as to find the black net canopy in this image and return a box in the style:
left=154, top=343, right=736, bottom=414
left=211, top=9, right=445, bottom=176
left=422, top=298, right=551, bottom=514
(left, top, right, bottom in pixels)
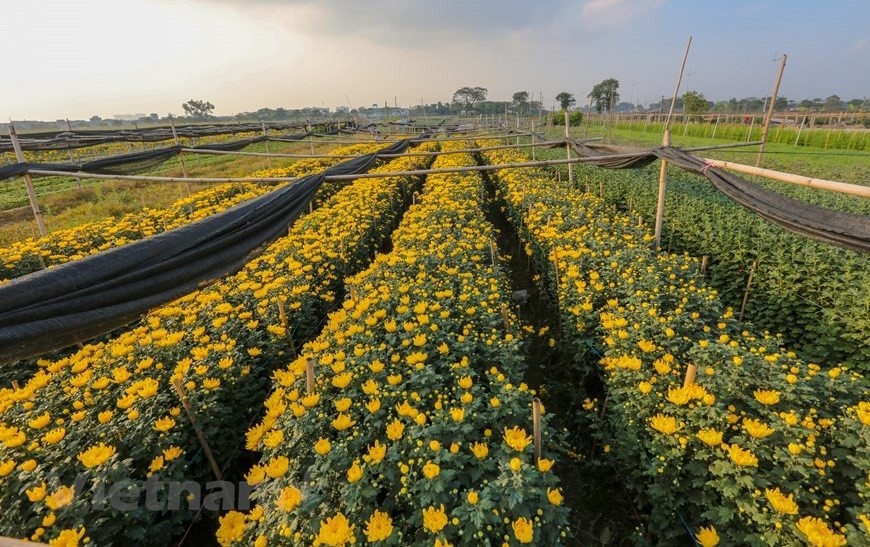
left=0, top=139, right=416, bottom=365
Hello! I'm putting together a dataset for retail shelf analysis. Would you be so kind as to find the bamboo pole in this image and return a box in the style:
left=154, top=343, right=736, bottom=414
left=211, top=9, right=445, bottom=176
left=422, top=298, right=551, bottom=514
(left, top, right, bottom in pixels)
left=8, top=123, right=46, bottom=237
left=700, top=255, right=708, bottom=275
left=261, top=120, right=272, bottom=169
left=739, top=260, right=757, bottom=322
left=65, top=118, right=82, bottom=188
left=653, top=130, right=671, bottom=247
left=682, top=364, right=697, bottom=388
left=532, top=398, right=542, bottom=464
left=665, top=36, right=693, bottom=131
left=565, top=111, right=573, bottom=184
left=173, top=379, right=223, bottom=481
left=701, top=158, right=870, bottom=198
left=306, top=358, right=315, bottom=394
left=168, top=115, right=190, bottom=193
left=756, top=54, right=788, bottom=167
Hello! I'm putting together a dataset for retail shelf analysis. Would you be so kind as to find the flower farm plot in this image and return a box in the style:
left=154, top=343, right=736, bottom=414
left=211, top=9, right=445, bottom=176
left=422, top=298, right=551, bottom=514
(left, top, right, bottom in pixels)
left=0, top=142, right=435, bottom=545
left=480, top=140, right=869, bottom=546
left=572, top=160, right=870, bottom=373
left=0, top=143, right=381, bottom=282
left=219, top=142, right=571, bottom=546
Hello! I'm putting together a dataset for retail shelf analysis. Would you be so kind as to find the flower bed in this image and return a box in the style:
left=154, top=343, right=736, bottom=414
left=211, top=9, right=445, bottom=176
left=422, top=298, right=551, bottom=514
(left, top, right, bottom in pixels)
left=0, top=142, right=435, bottom=545
left=480, top=141, right=868, bottom=546
left=218, top=143, right=571, bottom=546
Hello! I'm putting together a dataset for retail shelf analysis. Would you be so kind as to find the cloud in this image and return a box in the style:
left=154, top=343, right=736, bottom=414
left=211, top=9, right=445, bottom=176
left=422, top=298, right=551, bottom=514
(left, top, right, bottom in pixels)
left=852, top=37, right=869, bottom=51
left=580, top=0, right=665, bottom=27
left=197, top=0, right=573, bottom=45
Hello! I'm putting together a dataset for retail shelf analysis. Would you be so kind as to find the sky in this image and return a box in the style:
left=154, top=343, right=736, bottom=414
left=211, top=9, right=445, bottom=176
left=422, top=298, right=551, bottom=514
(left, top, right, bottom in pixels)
left=4, top=0, right=869, bottom=120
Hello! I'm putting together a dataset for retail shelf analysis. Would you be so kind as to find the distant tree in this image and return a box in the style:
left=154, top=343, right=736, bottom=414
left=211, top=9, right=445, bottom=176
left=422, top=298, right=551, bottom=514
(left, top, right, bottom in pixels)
left=182, top=99, right=215, bottom=119
left=683, top=91, right=710, bottom=117
left=452, top=87, right=488, bottom=115
left=89, top=115, right=102, bottom=124
left=824, top=95, right=843, bottom=112
left=555, top=92, right=576, bottom=110
left=588, top=78, right=620, bottom=113
left=512, top=91, right=530, bottom=115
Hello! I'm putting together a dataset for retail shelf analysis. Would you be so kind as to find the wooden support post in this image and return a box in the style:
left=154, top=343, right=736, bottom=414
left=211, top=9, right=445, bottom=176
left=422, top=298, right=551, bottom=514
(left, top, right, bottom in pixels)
left=794, top=117, right=805, bottom=146
left=532, top=398, right=542, bottom=464
left=739, top=260, right=757, bottom=322
left=173, top=379, right=223, bottom=481
left=490, top=239, right=498, bottom=269
left=682, top=364, right=697, bottom=388
left=65, top=119, right=82, bottom=188
left=700, top=255, right=708, bottom=275
left=746, top=116, right=755, bottom=143
left=261, top=120, right=272, bottom=169
left=756, top=53, right=787, bottom=167
left=9, top=123, right=47, bottom=237
left=305, top=358, right=315, bottom=394
left=11, top=380, right=19, bottom=390
left=583, top=95, right=593, bottom=139
left=530, top=122, right=536, bottom=161
left=711, top=115, right=720, bottom=140
left=653, top=130, right=671, bottom=248
left=564, top=111, right=573, bottom=184
left=168, top=115, right=190, bottom=193
left=501, top=303, right=511, bottom=332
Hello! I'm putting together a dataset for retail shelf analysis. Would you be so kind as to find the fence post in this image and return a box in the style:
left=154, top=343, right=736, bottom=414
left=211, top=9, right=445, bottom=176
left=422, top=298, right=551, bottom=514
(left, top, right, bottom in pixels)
left=9, top=123, right=46, bottom=237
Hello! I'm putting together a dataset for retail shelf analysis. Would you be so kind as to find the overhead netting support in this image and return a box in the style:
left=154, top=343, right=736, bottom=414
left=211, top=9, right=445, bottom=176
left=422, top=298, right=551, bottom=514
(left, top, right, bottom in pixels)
left=0, top=121, right=349, bottom=153
left=0, top=138, right=419, bottom=365
left=565, top=141, right=870, bottom=253
left=0, top=133, right=316, bottom=181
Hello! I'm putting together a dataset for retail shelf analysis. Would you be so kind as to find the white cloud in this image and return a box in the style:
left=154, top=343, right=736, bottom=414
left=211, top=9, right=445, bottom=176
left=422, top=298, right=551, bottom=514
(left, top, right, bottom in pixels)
left=852, top=37, right=869, bottom=51
left=581, top=0, right=665, bottom=27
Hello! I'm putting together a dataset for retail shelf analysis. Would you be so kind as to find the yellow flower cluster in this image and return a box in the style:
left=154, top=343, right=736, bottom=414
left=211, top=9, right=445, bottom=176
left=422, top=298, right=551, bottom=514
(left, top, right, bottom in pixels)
left=222, top=142, right=571, bottom=545
left=0, top=142, right=432, bottom=545
left=479, top=141, right=867, bottom=545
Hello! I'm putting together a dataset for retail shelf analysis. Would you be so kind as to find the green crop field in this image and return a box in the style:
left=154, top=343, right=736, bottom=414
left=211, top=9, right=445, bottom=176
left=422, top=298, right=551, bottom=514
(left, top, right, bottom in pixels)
left=0, top=123, right=867, bottom=547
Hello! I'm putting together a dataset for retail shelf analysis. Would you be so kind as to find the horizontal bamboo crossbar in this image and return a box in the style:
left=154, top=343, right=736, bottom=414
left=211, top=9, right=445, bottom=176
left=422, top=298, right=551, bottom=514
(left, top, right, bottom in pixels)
left=701, top=158, right=870, bottom=198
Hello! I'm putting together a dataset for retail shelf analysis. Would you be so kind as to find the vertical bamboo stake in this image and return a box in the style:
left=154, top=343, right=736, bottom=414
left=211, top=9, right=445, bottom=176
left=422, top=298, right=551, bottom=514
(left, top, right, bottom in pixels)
left=794, top=117, right=805, bottom=146
left=756, top=53, right=787, bottom=167
left=530, top=122, right=536, bottom=161
left=9, top=123, right=46, bottom=236
left=11, top=380, right=20, bottom=390
left=564, top=111, right=573, bottom=184
left=490, top=239, right=498, bottom=269
left=532, top=398, right=542, bottom=464
left=173, top=379, right=223, bottom=481
left=169, top=115, right=190, bottom=193
left=700, top=255, right=708, bottom=275
left=583, top=95, right=593, bottom=139
left=306, top=358, right=315, bottom=394
left=65, top=119, right=82, bottom=188
left=739, top=260, right=757, bottom=322
left=261, top=120, right=272, bottom=169
left=746, top=116, right=755, bottom=143
left=711, top=114, right=720, bottom=140
left=653, top=130, right=671, bottom=248
left=501, top=304, right=511, bottom=332
left=599, top=180, right=604, bottom=198
left=665, top=36, right=693, bottom=131
left=682, top=364, right=697, bottom=388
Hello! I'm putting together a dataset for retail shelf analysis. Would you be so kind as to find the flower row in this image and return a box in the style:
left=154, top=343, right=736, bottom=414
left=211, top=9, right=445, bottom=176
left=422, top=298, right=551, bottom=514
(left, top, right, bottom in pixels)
left=0, top=142, right=436, bottom=545
left=479, top=141, right=868, bottom=546
left=218, top=142, right=571, bottom=546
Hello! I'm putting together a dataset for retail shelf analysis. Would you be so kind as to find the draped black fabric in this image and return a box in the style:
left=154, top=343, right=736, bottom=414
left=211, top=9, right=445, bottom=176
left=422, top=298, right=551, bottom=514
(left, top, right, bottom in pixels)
left=0, top=122, right=347, bottom=152
left=654, top=147, right=870, bottom=253
left=0, top=133, right=347, bottom=181
left=0, top=139, right=415, bottom=365
left=563, top=141, right=870, bottom=253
